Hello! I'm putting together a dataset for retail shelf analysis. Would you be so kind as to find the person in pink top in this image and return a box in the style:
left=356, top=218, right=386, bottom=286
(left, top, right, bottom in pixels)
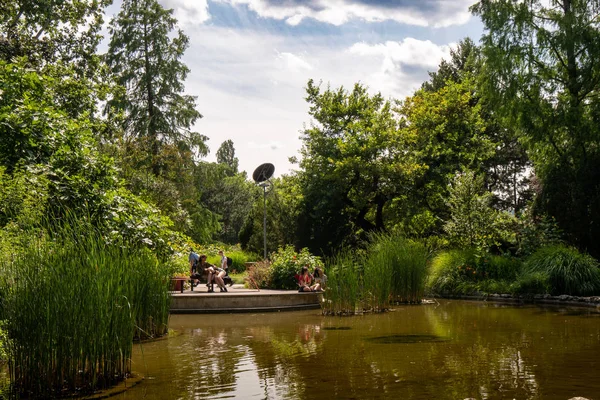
left=298, top=266, right=321, bottom=292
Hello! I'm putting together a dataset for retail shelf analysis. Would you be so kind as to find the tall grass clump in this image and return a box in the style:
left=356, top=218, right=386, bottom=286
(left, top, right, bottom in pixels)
left=0, top=218, right=171, bottom=397
left=322, top=250, right=361, bottom=315
left=363, top=233, right=430, bottom=308
left=426, top=249, right=477, bottom=295
left=524, top=245, right=600, bottom=296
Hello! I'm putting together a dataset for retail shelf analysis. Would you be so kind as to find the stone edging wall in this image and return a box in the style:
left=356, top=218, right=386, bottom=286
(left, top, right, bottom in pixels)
left=429, top=293, right=600, bottom=309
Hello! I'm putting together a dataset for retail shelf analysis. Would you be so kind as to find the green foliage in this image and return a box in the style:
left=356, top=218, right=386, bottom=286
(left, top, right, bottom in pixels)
left=324, top=233, right=429, bottom=314
left=444, top=170, right=516, bottom=252
left=0, top=167, right=49, bottom=229
left=510, top=272, right=550, bottom=296
left=106, top=0, right=206, bottom=177
left=321, top=250, right=361, bottom=315
left=364, top=233, right=430, bottom=308
left=0, top=0, right=109, bottom=77
left=269, top=246, right=324, bottom=290
left=240, top=175, right=300, bottom=255
left=517, top=212, right=563, bottom=257
left=524, top=245, right=600, bottom=296
left=395, top=78, right=495, bottom=235
left=427, top=249, right=475, bottom=295
left=295, top=79, right=421, bottom=253
left=216, top=139, right=239, bottom=175
left=427, top=249, right=522, bottom=295
left=472, top=0, right=600, bottom=257
left=199, top=163, right=258, bottom=244
left=0, top=219, right=171, bottom=397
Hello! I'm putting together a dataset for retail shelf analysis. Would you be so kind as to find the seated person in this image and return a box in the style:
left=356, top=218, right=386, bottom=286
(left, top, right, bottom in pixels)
left=312, top=266, right=327, bottom=289
left=298, top=266, right=321, bottom=292
left=199, top=254, right=228, bottom=293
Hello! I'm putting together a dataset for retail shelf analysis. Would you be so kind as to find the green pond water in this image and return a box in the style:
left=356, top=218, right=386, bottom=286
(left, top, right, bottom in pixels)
left=117, top=300, right=600, bottom=400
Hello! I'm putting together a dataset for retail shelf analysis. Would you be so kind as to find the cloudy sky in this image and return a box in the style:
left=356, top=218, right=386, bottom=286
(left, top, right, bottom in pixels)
left=102, top=0, right=484, bottom=177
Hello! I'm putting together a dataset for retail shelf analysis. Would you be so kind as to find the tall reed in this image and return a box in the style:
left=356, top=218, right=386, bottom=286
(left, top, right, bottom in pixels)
left=324, top=233, right=430, bottom=314
left=0, top=219, right=171, bottom=397
left=322, top=250, right=361, bottom=315
left=366, top=233, right=429, bottom=305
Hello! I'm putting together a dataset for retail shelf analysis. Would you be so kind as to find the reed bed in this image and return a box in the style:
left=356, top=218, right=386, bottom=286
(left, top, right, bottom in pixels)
left=0, top=221, right=171, bottom=397
left=321, top=250, right=361, bottom=315
left=323, top=233, right=430, bottom=315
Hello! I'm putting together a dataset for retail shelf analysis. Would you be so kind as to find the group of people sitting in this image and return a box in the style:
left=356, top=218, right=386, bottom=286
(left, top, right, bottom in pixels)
left=297, top=266, right=327, bottom=292
left=189, top=249, right=232, bottom=293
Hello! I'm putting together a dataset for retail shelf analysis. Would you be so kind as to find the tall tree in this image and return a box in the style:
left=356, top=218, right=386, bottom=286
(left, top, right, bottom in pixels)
left=396, top=77, right=495, bottom=236
left=216, top=139, right=239, bottom=175
left=422, top=38, right=532, bottom=215
left=472, top=0, right=600, bottom=256
left=295, top=80, right=421, bottom=253
left=106, top=0, right=206, bottom=176
left=0, top=0, right=109, bottom=73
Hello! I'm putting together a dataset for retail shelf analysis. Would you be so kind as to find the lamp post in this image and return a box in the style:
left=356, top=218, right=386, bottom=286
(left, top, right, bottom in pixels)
left=252, top=163, right=275, bottom=261
left=258, top=181, right=270, bottom=260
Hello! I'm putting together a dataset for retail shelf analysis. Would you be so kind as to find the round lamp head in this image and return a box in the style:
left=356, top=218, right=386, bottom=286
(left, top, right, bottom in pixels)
left=252, top=163, right=275, bottom=183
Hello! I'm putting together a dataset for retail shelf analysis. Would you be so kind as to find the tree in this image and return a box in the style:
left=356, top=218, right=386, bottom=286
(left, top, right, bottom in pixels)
left=395, top=77, right=495, bottom=236
left=239, top=175, right=300, bottom=255
left=0, top=0, right=109, bottom=73
left=106, top=0, right=206, bottom=176
left=216, top=139, right=239, bottom=175
left=444, top=170, right=513, bottom=251
left=422, top=38, right=533, bottom=215
left=472, top=0, right=600, bottom=257
left=295, top=80, right=421, bottom=254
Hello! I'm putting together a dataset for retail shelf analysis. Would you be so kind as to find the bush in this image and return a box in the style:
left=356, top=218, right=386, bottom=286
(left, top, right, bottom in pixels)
left=426, top=249, right=478, bottom=295
left=269, top=246, right=324, bottom=290
left=426, top=248, right=523, bottom=296
left=477, top=255, right=522, bottom=281
left=245, top=261, right=272, bottom=289
left=510, top=272, right=550, bottom=295
left=524, top=245, right=600, bottom=296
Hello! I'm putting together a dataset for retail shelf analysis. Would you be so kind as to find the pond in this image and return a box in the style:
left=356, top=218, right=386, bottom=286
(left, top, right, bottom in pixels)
left=117, top=300, right=600, bottom=400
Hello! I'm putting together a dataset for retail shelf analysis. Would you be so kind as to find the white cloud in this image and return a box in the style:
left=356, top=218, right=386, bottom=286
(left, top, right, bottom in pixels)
left=217, top=0, right=473, bottom=27
left=277, top=52, right=313, bottom=72
left=350, top=38, right=453, bottom=68
left=176, top=26, right=456, bottom=175
left=160, top=0, right=210, bottom=25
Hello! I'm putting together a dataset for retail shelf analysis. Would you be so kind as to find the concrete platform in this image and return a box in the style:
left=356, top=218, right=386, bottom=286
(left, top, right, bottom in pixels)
left=170, top=284, right=323, bottom=314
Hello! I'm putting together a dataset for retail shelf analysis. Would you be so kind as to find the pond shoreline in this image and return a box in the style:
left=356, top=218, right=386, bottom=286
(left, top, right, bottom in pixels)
left=430, top=293, right=600, bottom=309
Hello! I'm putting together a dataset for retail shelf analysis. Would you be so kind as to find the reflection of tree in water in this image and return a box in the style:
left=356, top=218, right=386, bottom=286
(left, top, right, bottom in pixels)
left=167, top=326, right=246, bottom=399
left=132, top=306, right=600, bottom=399
left=420, top=302, right=600, bottom=399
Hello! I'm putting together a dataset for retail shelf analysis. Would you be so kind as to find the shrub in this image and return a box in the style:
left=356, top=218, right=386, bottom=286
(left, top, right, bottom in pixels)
left=427, top=248, right=523, bottom=296
left=426, top=249, right=478, bottom=295
left=510, top=272, right=550, bottom=296
left=245, top=261, right=272, bottom=289
left=477, top=255, right=522, bottom=281
left=269, top=246, right=324, bottom=290
left=524, top=245, right=600, bottom=296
